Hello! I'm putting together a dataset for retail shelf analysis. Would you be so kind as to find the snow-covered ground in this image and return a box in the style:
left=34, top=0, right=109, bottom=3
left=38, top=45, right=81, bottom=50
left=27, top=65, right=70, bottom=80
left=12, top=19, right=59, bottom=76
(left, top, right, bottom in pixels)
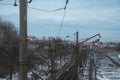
left=80, top=51, right=120, bottom=80
left=0, top=54, right=72, bottom=80
left=1, top=50, right=120, bottom=80
left=96, top=51, right=120, bottom=80
left=0, top=73, right=18, bottom=80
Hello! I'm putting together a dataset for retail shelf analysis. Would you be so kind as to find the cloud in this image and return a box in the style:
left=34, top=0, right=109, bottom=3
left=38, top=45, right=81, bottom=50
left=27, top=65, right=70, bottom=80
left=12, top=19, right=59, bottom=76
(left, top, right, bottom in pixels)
left=0, top=0, right=120, bottom=42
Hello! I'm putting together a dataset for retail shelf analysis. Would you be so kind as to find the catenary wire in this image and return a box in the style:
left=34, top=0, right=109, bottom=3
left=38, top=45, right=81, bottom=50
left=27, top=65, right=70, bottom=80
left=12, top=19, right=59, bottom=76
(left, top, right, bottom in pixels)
left=57, top=0, right=69, bottom=37
left=0, top=0, right=63, bottom=12
left=0, top=0, right=69, bottom=37
left=0, top=3, right=64, bottom=12
left=28, top=6, right=64, bottom=12
left=57, top=9, right=67, bottom=37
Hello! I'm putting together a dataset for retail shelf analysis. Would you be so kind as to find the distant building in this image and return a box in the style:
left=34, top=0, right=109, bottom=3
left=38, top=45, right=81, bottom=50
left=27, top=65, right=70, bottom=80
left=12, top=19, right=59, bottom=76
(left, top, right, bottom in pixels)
left=27, top=35, right=37, bottom=41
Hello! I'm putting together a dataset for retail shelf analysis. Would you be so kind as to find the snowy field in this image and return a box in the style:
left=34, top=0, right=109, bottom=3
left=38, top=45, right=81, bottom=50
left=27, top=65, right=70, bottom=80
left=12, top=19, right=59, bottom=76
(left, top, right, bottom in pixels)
left=97, top=51, right=120, bottom=80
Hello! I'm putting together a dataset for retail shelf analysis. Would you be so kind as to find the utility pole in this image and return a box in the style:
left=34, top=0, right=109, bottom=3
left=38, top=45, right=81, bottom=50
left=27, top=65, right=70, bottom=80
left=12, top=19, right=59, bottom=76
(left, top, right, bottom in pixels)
left=50, top=39, right=56, bottom=80
left=76, top=31, right=79, bottom=80
left=19, top=0, right=28, bottom=80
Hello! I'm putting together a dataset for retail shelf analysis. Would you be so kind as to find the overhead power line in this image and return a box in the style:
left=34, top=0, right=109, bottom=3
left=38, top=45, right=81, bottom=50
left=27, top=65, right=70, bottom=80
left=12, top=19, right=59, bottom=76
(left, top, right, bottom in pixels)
left=27, top=0, right=69, bottom=12
left=0, top=0, right=70, bottom=38
left=57, top=9, right=66, bottom=37
left=57, top=0, right=69, bottom=37
left=0, top=4, right=63, bottom=12
left=64, top=0, right=69, bottom=9
left=0, top=3, right=63, bottom=12
left=0, top=0, right=65, bottom=12
left=28, top=6, right=64, bottom=12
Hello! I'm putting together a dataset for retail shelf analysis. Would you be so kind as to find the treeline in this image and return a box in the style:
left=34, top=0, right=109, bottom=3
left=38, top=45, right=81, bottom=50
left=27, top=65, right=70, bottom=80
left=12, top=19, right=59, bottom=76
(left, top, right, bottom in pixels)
left=114, top=43, right=120, bottom=51
left=0, top=18, right=19, bottom=78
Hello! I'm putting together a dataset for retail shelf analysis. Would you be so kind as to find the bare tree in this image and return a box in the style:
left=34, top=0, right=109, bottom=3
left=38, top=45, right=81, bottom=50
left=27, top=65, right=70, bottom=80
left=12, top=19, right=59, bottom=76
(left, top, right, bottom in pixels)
left=0, top=18, right=19, bottom=78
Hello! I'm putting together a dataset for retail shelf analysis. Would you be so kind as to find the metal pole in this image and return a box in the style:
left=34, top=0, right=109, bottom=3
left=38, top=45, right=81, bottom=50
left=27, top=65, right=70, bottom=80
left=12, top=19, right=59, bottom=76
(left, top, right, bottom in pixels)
left=50, top=39, right=56, bottom=80
left=19, top=0, right=28, bottom=80
left=76, top=31, right=79, bottom=80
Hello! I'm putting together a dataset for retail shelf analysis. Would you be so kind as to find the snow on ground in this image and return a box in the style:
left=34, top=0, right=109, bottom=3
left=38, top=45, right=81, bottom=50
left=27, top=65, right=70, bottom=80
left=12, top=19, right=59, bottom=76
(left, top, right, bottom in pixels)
left=80, top=51, right=120, bottom=80
left=0, top=73, right=18, bottom=80
left=56, top=55, right=71, bottom=69
left=97, top=52, right=120, bottom=80
left=1, top=50, right=120, bottom=80
left=0, top=54, right=72, bottom=80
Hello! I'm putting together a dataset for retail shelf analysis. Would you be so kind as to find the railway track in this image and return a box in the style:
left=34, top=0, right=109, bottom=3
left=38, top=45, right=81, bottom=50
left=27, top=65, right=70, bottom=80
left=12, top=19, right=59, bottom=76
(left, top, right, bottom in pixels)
left=57, top=64, right=76, bottom=80
left=96, top=50, right=120, bottom=80
left=105, top=54, right=120, bottom=67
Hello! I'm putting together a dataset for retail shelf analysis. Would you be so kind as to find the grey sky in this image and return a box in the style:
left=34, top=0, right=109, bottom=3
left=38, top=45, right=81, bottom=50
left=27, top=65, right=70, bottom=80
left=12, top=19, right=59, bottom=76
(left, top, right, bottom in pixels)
left=0, top=0, right=120, bottom=42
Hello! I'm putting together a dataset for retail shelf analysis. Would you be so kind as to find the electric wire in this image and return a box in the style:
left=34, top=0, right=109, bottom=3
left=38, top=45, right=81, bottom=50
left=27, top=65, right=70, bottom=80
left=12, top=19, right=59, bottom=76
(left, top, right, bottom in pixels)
left=0, top=0, right=71, bottom=79
left=57, top=9, right=66, bottom=37
left=0, top=0, right=70, bottom=41
left=57, top=0, right=69, bottom=37
left=0, top=0, right=66, bottom=12
left=28, top=6, right=64, bottom=12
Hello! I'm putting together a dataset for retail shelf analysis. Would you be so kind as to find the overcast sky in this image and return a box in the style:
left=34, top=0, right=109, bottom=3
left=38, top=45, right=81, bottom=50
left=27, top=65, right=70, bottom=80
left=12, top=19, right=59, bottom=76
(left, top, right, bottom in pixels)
left=0, top=0, right=120, bottom=42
